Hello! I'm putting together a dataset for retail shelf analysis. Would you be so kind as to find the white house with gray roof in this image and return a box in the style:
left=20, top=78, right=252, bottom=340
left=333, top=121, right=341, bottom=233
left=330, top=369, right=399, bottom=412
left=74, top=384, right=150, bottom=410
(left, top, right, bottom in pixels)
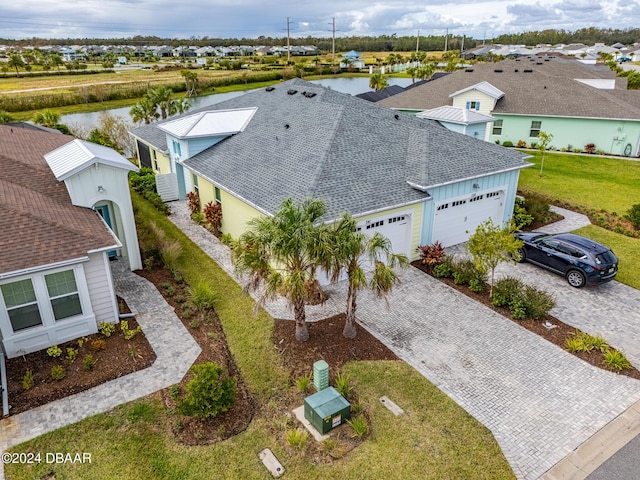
left=130, top=79, right=530, bottom=258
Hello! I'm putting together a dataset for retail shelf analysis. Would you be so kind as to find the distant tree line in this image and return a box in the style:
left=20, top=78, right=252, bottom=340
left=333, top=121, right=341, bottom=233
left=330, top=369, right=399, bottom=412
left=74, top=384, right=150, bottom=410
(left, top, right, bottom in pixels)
left=1, top=27, right=638, bottom=52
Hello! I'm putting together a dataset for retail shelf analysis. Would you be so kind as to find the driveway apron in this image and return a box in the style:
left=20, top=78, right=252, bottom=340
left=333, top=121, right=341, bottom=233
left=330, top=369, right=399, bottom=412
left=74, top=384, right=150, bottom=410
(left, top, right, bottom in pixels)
left=168, top=201, right=640, bottom=480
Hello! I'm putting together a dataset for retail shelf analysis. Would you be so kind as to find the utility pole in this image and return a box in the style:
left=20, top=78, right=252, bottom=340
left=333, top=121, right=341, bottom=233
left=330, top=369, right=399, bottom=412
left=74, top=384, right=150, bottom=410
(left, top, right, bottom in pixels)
left=444, top=28, right=448, bottom=52
left=416, top=30, right=420, bottom=52
left=286, top=17, right=291, bottom=64
left=461, top=34, right=465, bottom=53
left=332, top=17, right=336, bottom=65
left=483, top=31, right=486, bottom=46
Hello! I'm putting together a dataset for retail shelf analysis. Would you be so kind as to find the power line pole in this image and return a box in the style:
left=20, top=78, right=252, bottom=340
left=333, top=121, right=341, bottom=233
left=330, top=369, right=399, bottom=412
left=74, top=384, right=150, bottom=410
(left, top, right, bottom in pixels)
left=286, top=17, right=291, bottom=64
left=332, top=17, right=336, bottom=64
left=416, top=30, right=420, bottom=52
left=461, top=34, right=465, bottom=53
left=444, top=28, right=448, bottom=52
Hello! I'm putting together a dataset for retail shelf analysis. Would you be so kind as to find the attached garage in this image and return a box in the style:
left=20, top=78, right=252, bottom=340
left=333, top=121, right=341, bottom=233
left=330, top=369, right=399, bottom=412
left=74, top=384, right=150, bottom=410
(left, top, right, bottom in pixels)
left=357, top=212, right=412, bottom=257
left=432, top=189, right=505, bottom=247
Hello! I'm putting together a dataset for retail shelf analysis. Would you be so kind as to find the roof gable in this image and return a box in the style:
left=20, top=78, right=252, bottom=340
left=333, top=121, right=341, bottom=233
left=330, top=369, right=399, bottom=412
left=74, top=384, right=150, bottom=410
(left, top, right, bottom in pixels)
left=157, top=107, right=258, bottom=139
left=44, top=139, right=136, bottom=181
left=450, top=81, right=505, bottom=100
left=416, top=106, right=494, bottom=125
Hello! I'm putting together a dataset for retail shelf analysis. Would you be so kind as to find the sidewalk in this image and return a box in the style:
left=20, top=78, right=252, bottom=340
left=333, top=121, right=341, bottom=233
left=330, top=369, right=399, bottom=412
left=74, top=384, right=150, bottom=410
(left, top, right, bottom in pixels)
left=0, top=261, right=201, bottom=479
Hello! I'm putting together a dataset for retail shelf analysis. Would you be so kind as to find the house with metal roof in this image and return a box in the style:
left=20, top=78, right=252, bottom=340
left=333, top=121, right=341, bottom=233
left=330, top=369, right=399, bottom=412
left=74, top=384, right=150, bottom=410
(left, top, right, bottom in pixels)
left=0, top=124, right=141, bottom=359
left=380, top=57, right=640, bottom=156
left=131, top=79, right=530, bottom=264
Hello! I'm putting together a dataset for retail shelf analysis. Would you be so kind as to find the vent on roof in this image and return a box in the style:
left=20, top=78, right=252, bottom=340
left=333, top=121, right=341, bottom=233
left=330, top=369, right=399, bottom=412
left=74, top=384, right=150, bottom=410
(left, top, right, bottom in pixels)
left=464, top=68, right=474, bottom=72
left=535, top=62, right=543, bottom=65
left=284, top=124, right=290, bottom=129
left=302, top=91, right=317, bottom=98
left=494, top=69, right=503, bottom=73
left=394, top=114, right=400, bottom=120
left=265, top=86, right=276, bottom=92
left=287, top=89, right=298, bottom=95
left=514, top=69, right=519, bottom=72
left=544, top=58, right=550, bottom=61
left=523, top=69, right=533, bottom=73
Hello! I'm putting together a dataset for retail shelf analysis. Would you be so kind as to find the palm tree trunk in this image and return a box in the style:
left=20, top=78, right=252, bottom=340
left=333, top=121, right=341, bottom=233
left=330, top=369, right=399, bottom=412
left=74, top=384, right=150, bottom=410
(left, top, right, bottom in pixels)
left=294, top=298, right=309, bottom=341
left=343, top=283, right=357, bottom=339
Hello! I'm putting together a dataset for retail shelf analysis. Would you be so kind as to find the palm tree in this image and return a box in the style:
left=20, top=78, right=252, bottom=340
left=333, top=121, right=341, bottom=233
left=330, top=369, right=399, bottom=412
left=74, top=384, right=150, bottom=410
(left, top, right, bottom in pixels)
left=406, top=66, right=417, bottom=84
left=146, top=86, right=174, bottom=119
left=32, top=109, right=61, bottom=128
left=417, top=62, right=436, bottom=81
left=369, top=72, right=389, bottom=91
left=171, top=98, right=191, bottom=116
left=231, top=198, right=331, bottom=342
left=7, top=53, right=25, bottom=76
left=0, top=110, right=14, bottom=124
left=129, top=98, right=159, bottom=124
left=325, top=214, right=408, bottom=338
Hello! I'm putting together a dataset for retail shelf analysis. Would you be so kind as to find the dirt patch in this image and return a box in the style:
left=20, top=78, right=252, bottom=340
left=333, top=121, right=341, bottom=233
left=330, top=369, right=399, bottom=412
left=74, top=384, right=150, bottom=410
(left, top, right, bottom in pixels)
left=413, top=261, right=640, bottom=380
left=6, top=302, right=156, bottom=416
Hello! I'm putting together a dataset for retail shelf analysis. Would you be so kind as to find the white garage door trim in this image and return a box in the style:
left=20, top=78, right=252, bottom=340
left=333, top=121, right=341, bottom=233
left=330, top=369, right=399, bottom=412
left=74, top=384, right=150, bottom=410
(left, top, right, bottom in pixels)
left=433, top=188, right=505, bottom=247
left=356, top=210, right=413, bottom=258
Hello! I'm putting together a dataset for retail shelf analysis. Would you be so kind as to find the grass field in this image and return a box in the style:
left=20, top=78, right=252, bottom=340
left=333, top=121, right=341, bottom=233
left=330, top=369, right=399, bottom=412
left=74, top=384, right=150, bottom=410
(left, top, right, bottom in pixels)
left=5, top=194, right=514, bottom=480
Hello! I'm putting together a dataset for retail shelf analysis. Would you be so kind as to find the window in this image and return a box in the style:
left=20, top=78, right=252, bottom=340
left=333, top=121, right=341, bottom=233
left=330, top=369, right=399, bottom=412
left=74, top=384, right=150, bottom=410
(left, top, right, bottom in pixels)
left=466, top=101, right=480, bottom=110
left=45, top=271, right=82, bottom=321
left=388, top=215, right=405, bottom=224
left=437, top=203, right=449, bottom=211
left=172, top=140, right=182, bottom=156
left=492, top=119, right=503, bottom=135
left=365, top=220, right=384, bottom=229
left=1, top=279, right=43, bottom=331
left=193, top=174, right=199, bottom=193
left=452, top=200, right=467, bottom=207
left=529, top=121, right=542, bottom=137
left=215, top=187, right=221, bottom=205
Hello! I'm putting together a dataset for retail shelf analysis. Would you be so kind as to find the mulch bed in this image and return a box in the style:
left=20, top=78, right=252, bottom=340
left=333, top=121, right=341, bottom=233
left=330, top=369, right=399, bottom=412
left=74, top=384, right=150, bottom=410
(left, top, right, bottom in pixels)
left=6, top=301, right=156, bottom=416
left=412, top=261, right=640, bottom=380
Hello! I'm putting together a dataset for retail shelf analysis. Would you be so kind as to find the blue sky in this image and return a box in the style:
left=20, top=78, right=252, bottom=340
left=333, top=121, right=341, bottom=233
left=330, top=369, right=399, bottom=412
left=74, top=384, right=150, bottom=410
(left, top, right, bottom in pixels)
left=3, top=0, right=640, bottom=41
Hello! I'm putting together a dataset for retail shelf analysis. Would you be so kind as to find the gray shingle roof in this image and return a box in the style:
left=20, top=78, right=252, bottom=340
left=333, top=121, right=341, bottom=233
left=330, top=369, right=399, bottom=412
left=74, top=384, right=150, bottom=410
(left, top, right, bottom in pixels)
left=133, top=78, right=529, bottom=219
left=380, top=57, right=640, bottom=120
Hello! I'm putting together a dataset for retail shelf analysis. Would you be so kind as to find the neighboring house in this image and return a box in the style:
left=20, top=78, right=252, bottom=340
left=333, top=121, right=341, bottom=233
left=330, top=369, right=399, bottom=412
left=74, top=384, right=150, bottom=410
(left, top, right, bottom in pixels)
left=130, top=79, right=530, bottom=270
left=340, top=50, right=365, bottom=69
left=380, top=57, right=640, bottom=156
left=416, top=106, right=495, bottom=139
left=0, top=124, right=141, bottom=358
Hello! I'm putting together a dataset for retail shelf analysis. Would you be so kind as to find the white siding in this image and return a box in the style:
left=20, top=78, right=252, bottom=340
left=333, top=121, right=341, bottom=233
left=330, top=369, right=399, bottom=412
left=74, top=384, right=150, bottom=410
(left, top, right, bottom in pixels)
left=84, top=253, right=118, bottom=324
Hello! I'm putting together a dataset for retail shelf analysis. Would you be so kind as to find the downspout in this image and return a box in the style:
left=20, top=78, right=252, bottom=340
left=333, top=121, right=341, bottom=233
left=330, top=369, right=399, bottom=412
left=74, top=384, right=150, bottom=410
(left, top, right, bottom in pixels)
left=1, top=350, right=9, bottom=417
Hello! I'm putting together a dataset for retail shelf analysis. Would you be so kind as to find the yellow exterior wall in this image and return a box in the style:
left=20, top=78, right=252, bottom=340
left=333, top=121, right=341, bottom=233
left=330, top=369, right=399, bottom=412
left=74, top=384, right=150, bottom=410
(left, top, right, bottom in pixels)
left=153, top=151, right=171, bottom=175
left=193, top=175, right=264, bottom=240
left=451, top=90, right=496, bottom=116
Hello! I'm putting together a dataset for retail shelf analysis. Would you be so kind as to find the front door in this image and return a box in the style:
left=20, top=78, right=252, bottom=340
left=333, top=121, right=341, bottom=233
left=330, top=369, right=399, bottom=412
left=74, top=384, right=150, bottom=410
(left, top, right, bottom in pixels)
left=95, top=205, right=117, bottom=258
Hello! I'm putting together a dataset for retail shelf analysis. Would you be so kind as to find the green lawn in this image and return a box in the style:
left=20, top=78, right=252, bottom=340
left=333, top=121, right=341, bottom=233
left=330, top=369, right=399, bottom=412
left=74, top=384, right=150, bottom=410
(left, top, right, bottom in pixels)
left=518, top=150, right=640, bottom=289
left=518, top=151, right=640, bottom=214
left=5, top=194, right=514, bottom=480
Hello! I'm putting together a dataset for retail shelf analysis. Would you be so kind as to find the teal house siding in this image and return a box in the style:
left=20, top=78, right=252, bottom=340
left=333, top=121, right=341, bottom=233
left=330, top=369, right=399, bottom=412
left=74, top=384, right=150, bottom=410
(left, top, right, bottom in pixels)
left=420, top=169, right=524, bottom=245
left=491, top=114, right=640, bottom=156
left=187, top=135, right=228, bottom=157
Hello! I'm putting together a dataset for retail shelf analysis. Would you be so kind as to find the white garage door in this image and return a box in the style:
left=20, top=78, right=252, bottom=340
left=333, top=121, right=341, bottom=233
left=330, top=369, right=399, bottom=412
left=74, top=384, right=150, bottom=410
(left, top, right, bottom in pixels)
left=433, top=190, right=504, bottom=247
left=358, top=213, right=412, bottom=257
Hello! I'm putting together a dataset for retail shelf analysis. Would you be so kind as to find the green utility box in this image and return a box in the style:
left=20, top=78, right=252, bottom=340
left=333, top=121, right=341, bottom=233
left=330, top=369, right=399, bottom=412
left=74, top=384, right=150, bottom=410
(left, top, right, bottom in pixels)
left=304, top=386, right=351, bottom=435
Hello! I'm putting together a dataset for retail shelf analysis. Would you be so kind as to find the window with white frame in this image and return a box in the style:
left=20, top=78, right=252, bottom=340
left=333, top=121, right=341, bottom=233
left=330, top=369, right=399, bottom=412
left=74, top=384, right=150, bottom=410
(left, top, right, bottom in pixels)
left=1, top=279, right=42, bottom=332
left=492, top=119, right=503, bottom=135
left=529, top=121, right=542, bottom=137
left=466, top=101, right=480, bottom=110
left=45, top=271, right=82, bottom=321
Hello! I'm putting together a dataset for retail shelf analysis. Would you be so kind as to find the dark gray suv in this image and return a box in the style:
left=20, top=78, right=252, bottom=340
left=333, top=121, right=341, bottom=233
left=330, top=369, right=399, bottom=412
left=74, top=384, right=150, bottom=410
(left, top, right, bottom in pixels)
left=514, top=232, right=618, bottom=288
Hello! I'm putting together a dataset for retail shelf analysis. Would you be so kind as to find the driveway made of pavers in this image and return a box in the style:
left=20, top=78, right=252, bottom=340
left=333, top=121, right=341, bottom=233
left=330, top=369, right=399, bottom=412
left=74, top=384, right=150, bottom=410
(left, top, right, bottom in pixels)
left=168, top=201, right=640, bottom=480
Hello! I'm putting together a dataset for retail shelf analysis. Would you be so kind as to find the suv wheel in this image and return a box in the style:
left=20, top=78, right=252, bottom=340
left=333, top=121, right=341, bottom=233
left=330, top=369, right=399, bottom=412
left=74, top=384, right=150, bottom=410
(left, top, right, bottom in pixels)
left=566, top=269, right=586, bottom=288
left=516, top=247, right=527, bottom=263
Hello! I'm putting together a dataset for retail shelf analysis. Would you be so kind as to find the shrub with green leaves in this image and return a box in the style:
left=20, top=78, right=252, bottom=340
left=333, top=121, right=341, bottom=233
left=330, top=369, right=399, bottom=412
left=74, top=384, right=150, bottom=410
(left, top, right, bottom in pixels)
left=451, top=258, right=485, bottom=286
left=47, top=345, right=62, bottom=358
left=120, top=320, right=142, bottom=340
left=335, top=372, right=352, bottom=400
left=296, top=372, right=312, bottom=392
left=432, top=257, right=453, bottom=278
left=492, top=277, right=524, bottom=307
left=51, top=365, right=66, bottom=381
left=625, top=204, right=640, bottom=230
left=347, top=415, right=369, bottom=438
left=522, top=192, right=552, bottom=225
left=491, top=276, right=555, bottom=320
left=66, top=347, right=78, bottom=363
left=99, top=321, right=116, bottom=337
left=468, top=278, right=485, bottom=293
left=285, top=428, right=309, bottom=449
left=83, top=354, right=96, bottom=370
left=178, top=362, right=237, bottom=419
left=513, top=197, right=534, bottom=230
left=22, top=369, right=34, bottom=390
left=603, top=350, right=632, bottom=371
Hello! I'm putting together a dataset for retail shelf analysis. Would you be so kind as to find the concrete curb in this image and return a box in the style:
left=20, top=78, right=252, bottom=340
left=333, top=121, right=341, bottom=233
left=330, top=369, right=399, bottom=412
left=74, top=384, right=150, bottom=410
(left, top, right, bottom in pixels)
left=540, top=398, right=640, bottom=479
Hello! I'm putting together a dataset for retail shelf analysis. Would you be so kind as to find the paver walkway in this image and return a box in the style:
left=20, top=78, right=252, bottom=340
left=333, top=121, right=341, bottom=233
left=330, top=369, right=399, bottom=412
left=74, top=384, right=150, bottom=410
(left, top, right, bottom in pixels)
left=169, top=201, right=640, bottom=480
left=0, top=260, right=201, bottom=479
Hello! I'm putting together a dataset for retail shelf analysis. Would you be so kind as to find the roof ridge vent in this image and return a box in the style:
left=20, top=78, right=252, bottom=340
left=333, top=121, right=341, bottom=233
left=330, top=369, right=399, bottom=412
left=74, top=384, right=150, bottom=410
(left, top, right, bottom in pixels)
left=287, top=89, right=298, bottom=95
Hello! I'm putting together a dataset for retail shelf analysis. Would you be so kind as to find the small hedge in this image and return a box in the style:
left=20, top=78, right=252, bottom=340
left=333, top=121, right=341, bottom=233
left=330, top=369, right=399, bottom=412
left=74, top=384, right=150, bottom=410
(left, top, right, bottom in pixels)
left=492, top=276, right=555, bottom=320
left=129, top=168, right=170, bottom=215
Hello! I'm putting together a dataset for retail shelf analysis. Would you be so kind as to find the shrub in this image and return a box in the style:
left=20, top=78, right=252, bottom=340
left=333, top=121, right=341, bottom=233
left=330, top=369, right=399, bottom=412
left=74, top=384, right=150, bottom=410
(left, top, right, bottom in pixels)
left=502, top=141, right=514, bottom=147
left=47, top=345, right=62, bottom=358
left=530, top=141, right=538, bottom=149
left=66, top=347, right=78, bottom=363
left=296, top=372, right=312, bottom=392
left=203, top=201, right=223, bottom=232
left=51, top=365, right=66, bottom=380
left=516, top=139, right=527, bottom=148
left=83, top=355, right=96, bottom=370
left=469, top=278, right=485, bottom=293
left=492, top=276, right=524, bottom=308
left=129, top=169, right=170, bottom=215
left=91, top=339, right=106, bottom=351
left=584, top=143, right=596, bottom=154
left=347, top=416, right=370, bottom=438
left=186, top=191, right=201, bottom=215
left=178, top=362, right=237, bottom=419
left=22, top=369, right=34, bottom=390
left=520, top=285, right=556, bottom=320
left=191, top=212, right=205, bottom=224
left=603, top=350, right=632, bottom=371
left=99, top=321, right=116, bottom=337
left=567, top=331, right=609, bottom=353
left=120, top=320, right=142, bottom=340
left=625, top=204, right=640, bottom=230
left=220, top=233, right=234, bottom=246
left=335, top=372, right=352, bottom=399
left=522, top=192, right=552, bottom=225
left=286, top=428, right=309, bottom=449
left=451, top=258, right=484, bottom=286
left=186, top=282, right=218, bottom=320
left=417, top=241, right=446, bottom=271
left=513, top=197, right=534, bottom=229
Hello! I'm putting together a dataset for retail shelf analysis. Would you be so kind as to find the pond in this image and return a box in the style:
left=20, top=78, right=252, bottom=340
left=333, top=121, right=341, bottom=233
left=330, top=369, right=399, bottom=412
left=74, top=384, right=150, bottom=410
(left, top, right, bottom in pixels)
left=60, top=76, right=414, bottom=131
